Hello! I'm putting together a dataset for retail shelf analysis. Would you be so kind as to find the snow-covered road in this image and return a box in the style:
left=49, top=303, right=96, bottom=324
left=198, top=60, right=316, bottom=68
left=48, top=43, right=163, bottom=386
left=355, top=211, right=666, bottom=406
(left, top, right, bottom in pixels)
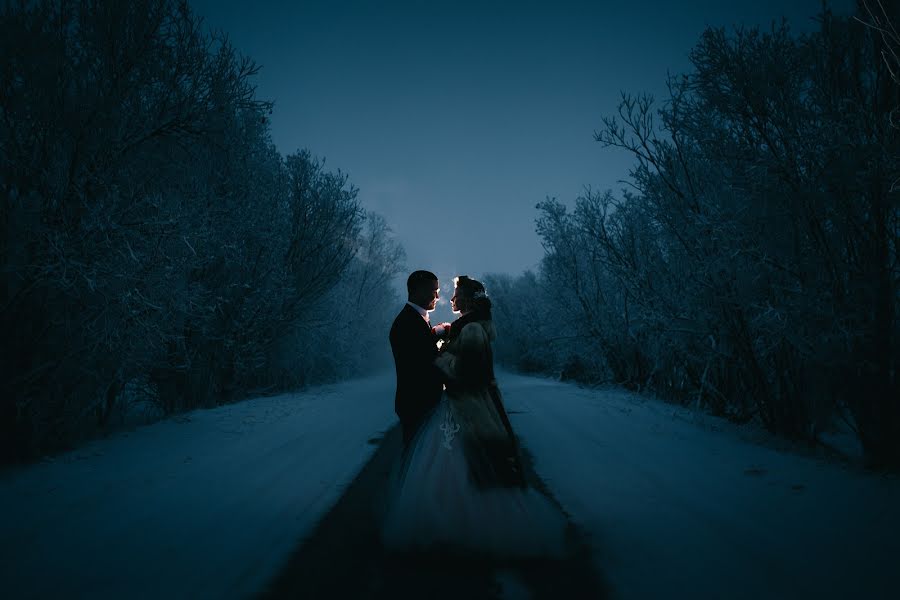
left=2, top=370, right=897, bottom=599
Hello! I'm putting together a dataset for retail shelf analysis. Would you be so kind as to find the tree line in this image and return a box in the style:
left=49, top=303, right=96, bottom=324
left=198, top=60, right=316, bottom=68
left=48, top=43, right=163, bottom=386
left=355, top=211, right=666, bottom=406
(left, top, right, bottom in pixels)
left=0, top=0, right=405, bottom=462
left=487, top=5, right=900, bottom=467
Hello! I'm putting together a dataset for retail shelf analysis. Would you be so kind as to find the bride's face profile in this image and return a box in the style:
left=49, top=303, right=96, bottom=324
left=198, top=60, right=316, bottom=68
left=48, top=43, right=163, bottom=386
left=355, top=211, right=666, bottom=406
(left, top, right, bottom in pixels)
left=450, top=287, right=467, bottom=314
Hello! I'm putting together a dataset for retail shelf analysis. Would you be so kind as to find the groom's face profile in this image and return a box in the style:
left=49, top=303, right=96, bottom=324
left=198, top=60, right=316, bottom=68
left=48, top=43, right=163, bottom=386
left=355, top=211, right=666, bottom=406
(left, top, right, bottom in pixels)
left=410, top=279, right=440, bottom=311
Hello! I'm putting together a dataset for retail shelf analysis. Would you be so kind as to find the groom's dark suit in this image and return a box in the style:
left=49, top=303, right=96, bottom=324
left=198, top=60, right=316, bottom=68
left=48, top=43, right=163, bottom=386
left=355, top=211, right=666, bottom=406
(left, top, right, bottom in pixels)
left=389, top=304, right=445, bottom=444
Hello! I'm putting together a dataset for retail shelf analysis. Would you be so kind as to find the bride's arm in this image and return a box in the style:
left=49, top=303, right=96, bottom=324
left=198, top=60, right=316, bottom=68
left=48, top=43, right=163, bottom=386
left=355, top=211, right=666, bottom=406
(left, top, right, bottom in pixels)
left=434, top=324, right=490, bottom=385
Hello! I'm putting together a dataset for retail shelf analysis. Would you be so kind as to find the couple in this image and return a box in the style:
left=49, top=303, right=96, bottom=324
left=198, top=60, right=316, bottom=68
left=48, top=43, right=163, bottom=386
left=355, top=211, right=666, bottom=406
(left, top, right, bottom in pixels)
left=382, top=270, right=566, bottom=557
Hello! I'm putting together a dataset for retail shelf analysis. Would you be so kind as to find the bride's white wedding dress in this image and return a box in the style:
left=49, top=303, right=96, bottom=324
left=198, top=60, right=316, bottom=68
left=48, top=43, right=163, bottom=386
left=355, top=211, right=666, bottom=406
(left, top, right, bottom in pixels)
left=381, top=316, right=567, bottom=558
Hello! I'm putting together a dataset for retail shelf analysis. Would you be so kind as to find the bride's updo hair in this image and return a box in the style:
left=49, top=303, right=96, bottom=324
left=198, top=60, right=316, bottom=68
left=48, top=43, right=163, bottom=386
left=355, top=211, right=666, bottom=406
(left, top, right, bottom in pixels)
left=455, top=275, right=492, bottom=319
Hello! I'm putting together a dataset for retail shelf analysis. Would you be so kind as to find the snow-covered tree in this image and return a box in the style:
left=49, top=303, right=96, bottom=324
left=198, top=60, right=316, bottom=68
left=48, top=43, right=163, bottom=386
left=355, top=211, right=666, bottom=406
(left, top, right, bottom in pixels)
left=0, top=1, right=405, bottom=462
left=491, top=7, right=900, bottom=467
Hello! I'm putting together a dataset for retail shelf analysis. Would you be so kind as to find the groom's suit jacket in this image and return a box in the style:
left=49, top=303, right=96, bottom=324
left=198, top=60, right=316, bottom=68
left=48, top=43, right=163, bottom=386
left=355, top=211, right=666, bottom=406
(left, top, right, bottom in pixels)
left=389, top=304, right=444, bottom=442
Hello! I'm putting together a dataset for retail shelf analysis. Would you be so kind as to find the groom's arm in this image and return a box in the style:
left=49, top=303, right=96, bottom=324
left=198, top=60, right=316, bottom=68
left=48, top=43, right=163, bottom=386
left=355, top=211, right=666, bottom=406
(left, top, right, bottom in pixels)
left=393, top=316, right=445, bottom=382
left=416, top=325, right=448, bottom=385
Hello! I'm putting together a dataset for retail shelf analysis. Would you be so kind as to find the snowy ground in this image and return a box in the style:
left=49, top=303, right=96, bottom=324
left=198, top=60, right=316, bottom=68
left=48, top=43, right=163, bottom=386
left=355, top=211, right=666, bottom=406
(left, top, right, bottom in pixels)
left=2, top=370, right=898, bottom=599
left=0, top=373, right=397, bottom=599
left=501, top=372, right=900, bottom=599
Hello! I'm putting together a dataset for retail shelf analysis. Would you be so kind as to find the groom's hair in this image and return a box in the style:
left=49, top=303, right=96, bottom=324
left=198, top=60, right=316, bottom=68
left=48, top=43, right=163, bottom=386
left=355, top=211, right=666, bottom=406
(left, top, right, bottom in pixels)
left=407, top=270, right=438, bottom=294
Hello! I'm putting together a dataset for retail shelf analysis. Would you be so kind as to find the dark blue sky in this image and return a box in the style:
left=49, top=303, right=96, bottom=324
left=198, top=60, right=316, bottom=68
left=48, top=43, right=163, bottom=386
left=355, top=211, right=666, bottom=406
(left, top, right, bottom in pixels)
left=191, top=0, right=854, bottom=308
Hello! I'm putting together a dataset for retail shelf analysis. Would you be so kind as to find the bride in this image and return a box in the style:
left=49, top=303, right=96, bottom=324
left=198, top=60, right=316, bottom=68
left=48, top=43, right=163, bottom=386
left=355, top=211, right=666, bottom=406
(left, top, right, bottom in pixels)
left=381, top=275, right=567, bottom=558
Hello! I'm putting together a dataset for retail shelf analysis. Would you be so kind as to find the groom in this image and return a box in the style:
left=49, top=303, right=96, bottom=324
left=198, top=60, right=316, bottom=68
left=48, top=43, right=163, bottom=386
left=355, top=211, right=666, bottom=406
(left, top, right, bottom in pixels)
left=389, top=270, right=446, bottom=445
